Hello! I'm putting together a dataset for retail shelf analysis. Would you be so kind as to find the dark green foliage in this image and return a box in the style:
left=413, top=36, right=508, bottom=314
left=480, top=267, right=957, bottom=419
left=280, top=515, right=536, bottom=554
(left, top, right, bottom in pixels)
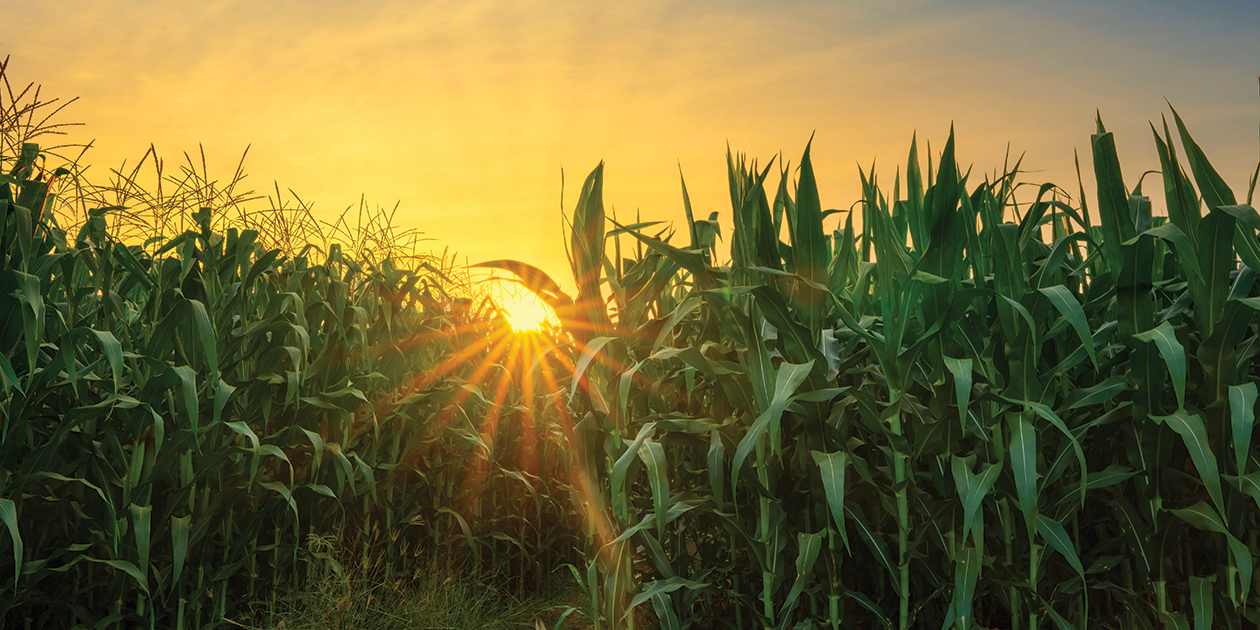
left=0, top=141, right=585, bottom=628
left=553, top=110, right=1260, bottom=630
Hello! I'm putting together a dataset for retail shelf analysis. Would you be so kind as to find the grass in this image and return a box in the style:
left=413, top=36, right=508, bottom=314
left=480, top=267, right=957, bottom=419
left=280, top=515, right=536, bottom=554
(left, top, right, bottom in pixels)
left=236, top=550, right=592, bottom=630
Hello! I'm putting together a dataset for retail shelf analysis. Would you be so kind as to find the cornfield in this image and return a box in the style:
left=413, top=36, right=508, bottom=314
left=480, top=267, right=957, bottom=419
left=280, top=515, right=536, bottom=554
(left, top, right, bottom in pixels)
left=2, top=57, right=1259, bottom=629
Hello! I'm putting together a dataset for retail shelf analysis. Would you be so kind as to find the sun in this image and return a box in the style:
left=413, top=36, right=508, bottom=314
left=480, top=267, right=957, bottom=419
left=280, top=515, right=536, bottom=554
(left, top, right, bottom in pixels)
left=497, top=291, right=556, bottom=332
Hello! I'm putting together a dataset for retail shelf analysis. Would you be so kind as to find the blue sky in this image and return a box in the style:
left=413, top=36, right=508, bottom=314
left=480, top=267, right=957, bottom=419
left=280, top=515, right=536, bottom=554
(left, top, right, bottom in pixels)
left=6, top=0, right=1258, bottom=290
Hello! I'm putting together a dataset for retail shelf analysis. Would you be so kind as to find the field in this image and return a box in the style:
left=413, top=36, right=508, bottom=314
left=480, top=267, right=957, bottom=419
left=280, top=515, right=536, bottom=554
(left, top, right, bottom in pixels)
left=2, top=60, right=1259, bottom=630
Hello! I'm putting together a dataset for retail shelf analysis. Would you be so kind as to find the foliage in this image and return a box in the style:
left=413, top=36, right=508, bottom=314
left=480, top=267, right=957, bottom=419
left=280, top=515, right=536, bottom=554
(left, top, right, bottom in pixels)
left=0, top=62, right=585, bottom=629
left=516, top=116, right=1260, bottom=630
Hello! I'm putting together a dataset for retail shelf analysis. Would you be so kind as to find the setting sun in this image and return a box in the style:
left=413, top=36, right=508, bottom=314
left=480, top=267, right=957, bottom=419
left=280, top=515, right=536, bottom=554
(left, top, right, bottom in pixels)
left=497, top=291, right=557, bottom=332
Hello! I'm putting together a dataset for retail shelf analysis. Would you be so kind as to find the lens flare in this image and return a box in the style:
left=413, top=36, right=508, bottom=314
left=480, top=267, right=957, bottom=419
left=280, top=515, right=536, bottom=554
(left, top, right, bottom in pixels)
left=498, top=292, right=556, bottom=332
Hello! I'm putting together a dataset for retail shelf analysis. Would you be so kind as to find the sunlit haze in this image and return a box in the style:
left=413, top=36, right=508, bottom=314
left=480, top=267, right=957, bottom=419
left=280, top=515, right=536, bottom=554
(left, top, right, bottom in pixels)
left=6, top=0, right=1259, bottom=292
left=497, top=291, right=556, bottom=332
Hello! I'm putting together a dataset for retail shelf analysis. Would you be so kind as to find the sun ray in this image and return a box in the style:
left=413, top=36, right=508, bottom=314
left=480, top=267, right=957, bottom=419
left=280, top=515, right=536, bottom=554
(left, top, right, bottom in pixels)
left=456, top=336, right=523, bottom=518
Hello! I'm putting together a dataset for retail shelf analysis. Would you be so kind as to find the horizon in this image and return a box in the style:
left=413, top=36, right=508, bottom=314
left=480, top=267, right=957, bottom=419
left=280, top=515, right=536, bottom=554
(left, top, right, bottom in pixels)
left=6, top=0, right=1259, bottom=292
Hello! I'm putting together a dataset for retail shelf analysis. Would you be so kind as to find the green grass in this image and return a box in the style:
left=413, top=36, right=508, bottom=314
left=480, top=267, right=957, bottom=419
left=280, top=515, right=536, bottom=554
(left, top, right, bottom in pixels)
left=237, top=550, right=591, bottom=630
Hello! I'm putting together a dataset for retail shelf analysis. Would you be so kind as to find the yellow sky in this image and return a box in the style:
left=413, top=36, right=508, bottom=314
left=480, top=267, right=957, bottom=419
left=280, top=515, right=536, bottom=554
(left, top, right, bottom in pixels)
left=7, top=0, right=1259, bottom=293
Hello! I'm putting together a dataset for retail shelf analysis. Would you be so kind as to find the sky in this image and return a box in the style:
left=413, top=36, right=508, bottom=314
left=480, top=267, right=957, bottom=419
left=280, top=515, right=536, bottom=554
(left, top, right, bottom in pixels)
left=5, top=0, right=1259, bottom=293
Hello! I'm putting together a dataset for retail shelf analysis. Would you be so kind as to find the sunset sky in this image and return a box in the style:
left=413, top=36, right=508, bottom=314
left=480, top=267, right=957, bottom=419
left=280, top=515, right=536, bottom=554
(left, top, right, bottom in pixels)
left=7, top=0, right=1259, bottom=293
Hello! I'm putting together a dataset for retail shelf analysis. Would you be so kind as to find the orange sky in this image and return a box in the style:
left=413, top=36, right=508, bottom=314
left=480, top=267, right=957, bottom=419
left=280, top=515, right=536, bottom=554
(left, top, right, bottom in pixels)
left=7, top=0, right=1259, bottom=293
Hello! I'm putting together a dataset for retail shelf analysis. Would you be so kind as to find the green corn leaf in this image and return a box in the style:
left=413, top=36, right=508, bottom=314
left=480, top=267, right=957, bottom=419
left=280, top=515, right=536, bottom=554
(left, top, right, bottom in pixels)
left=351, top=454, right=376, bottom=503
left=845, top=503, right=898, bottom=593
left=1055, top=464, right=1139, bottom=507
left=436, top=507, right=479, bottom=560
left=0, top=351, right=21, bottom=395
left=14, top=271, right=43, bottom=371
left=325, top=442, right=357, bottom=497
left=744, top=308, right=774, bottom=413
left=610, top=217, right=718, bottom=290
left=300, top=428, right=325, bottom=471
left=1155, top=409, right=1225, bottom=517
left=188, top=299, right=219, bottom=381
left=1092, top=129, right=1136, bottom=276
left=171, top=514, right=190, bottom=589
left=627, top=576, right=711, bottom=616
left=1126, top=222, right=1203, bottom=283
left=0, top=499, right=21, bottom=588
left=1038, top=595, right=1077, bottom=630
left=259, top=482, right=298, bottom=520
left=303, top=484, right=336, bottom=499
left=129, top=504, right=152, bottom=583
left=1229, top=382, right=1257, bottom=475
left=1195, top=209, right=1237, bottom=339
left=1171, top=501, right=1252, bottom=601
left=1038, top=286, right=1097, bottom=370
left=1133, top=321, right=1186, bottom=411
left=952, top=456, right=1002, bottom=548
left=679, top=166, right=700, bottom=251
left=846, top=585, right=893, bottom=629
left=611, top=423, right=656, bottom=523
left=943, top=357, right=973, bottom=432
left=605, top=502, right=701, bottom=547
left=124, top=442, right=145, bottom=501
left=1007, top=413, right=1037, bottom=539
left=730, top=408, right=774, bottom=500
left=569, top=163, right=610, bottom=338
left=112, top=242, right=154, bottom=288
left=1235, top=471, right=1260, bottom=511
left=569, top=336, right=616, bottom=412
left=169, top=365, right=199, bottom=432
left=1061, top=374, right=1132, bottom=412
left=1153, top=118, right=1201, bottom=250
left=1035, top=513, right=1084, bottom=581
left=999, top=396, right=1089, bottom=507
left=1171, top=105, right=1237, bottom=210
left=707, top=429, right=725, bottom=506
left=1166, top=613, right=1192, bottom=630
left=651, top=593, right=680, bottom=630
left=793, top=138, right=829, bottom=332
left=730, top=361, right=813, bottom=495
left=945, top=544, right=981, bottom=630
left=213, top=379, right=235, bottom=428
left=783, top=531, right=824, bottom=616
left=80, top=328, right=123, bottom=394
left=1189, top=574, right=1215, bottom=630
left=638, top=438, right=669, bottom=540
left=811, top=449, right=850, bottom=551
left=83, top=557, right=148, bottom=595
left=225, top=421, right=262, bottom=487
left=1212, top=203, right=1260, bottom=273
left=751, top=286, right=827, bottom=372
left=1110, top=499, right=1152, bottom=575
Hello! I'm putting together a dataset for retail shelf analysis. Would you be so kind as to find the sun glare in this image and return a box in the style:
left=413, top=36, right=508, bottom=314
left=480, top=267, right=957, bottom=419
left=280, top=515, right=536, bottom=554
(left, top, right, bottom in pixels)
left=498, top=292, right=555, bottom=332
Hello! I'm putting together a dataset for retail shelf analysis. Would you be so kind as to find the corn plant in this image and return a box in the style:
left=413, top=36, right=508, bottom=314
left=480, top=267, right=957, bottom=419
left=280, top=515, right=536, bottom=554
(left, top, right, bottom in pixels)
left=0, top=132, right=587, bottom=628
left=494, top=104, right=1260, bottom=630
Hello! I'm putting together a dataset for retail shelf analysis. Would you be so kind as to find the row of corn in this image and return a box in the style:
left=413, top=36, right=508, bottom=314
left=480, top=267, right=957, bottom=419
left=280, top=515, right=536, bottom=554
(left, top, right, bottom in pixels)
left=0, top=135, right=587, bottom=628
left=532, top=107, right=1260, bottom=629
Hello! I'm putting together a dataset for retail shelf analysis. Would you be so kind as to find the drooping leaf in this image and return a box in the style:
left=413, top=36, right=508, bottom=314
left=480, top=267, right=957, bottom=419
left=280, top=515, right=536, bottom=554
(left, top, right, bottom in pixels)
left=952, top=456, right=1002, bottom=548
left=1036, top=513, right=1085, bottom=581
left=811, top=449, right=850, bottom=550
left=1156, top=409, right=1225, bottom=517
left=1229, top=382, right=1257, bottom=475
left=1133, top=320, right=1187, bottom=411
